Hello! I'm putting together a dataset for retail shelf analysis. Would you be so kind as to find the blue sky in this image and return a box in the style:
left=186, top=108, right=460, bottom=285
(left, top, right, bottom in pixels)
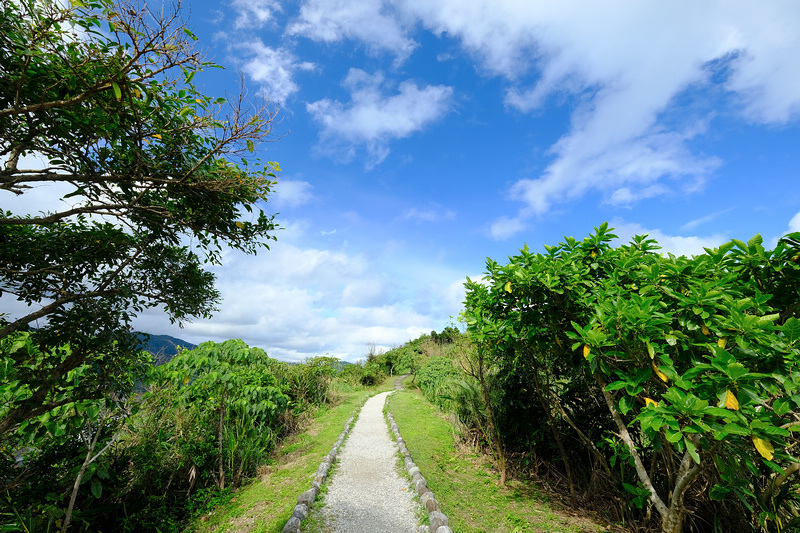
left=143, top=0, right=800, bottom=362
left=8, top=1, right=800, bottom=362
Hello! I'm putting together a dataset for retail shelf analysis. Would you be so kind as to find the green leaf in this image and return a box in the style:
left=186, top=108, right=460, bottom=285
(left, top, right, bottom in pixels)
left=725, top=363, right=748, bottom=381
left=605, top=380, right=628, bottom=391
left=619, top=395, right=636, bottom=415
left=666, top=428, right=683, bottom=443
left=710, top=484, right=730, bottom=500
left=247, top=139, right=255, bottom=153
left=91, top=477, right=102, bottom=499
left=783, top=318, right=800, bottom=345
left=723, top=422, right=750, bottom=436
left=685, top=437, right=700, bottom=464
left=762, top=458, right=787, bottom=476
left=111, top=81, right=121, bottom=100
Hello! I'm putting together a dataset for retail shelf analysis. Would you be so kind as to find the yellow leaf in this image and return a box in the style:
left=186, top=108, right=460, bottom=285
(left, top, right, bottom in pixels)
left=653, top=362, right=668, bottom=383
left=753, top=436, right=774, bottom=461
left=702, top=324, right=710, bottom=336
left=718, top=337, right=727, bottom=349
left=195, top=99, right=203, bottom=104
left=235, top=221, right=244, bottom=229
left=153, top=133, right=162, bottom=139
left=183, top=377, right=190, bottom=385
left=583, top=345, right=591, bottom=358
left=504, top=281, right=512, bottom=293
left=724, top=390, right=739, bottom=410
left=644, top=397, right=658, bottom=407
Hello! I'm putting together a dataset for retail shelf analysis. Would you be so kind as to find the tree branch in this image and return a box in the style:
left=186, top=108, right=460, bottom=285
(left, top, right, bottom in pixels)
left=596, top=374, right=668, bottom=517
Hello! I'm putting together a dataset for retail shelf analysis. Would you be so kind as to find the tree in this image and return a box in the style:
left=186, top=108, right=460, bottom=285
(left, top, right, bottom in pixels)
left=158, top=340, right=288, bottom=490
left=0, top=0, right=280, bottom=436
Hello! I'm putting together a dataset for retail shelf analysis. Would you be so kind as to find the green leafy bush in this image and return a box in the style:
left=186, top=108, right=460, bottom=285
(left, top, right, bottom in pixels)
left=463, top=224, right=800, bottom=533
left=417, top=356, right=460, bottom=406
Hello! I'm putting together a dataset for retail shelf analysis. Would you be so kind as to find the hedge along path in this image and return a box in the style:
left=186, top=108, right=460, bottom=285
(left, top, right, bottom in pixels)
left=308, top=390, right=422, bottom=532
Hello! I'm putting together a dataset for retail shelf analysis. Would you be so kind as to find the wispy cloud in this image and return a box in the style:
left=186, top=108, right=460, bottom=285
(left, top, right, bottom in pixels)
left=306, top=69, right=453, bottom=168
left=230, top=0, right=281, bottom=30
left=287, top=0, right=417, bottom=61
left=273, top=179, right=315, bottom=208
left=788, top=211, right=800, bottom=233
left=489, top=214, right=528, bottom=241
left=611, top=218, right=728, bottom=257
left=399, top=205, right=456, bottom=223
left=235, top=41, right=314, bottom=105
left=680, top=208, right=735, bottom=232
left=129, top=219, right=465, bottom=362
left=291, top=1, right=800, bottom=235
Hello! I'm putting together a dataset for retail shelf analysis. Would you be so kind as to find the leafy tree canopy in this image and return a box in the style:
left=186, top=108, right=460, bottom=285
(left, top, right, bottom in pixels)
left=463, top=223, right=800, bottom=532
left=0, top=0, right=280, bottom=436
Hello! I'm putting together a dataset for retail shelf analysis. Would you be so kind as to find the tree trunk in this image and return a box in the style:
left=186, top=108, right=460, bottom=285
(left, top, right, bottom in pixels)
left=532, top=369, right=576, bottom=501
left=61, top=417, right=116, bottom=532
left=596, top=374, right=704, bottom=533
left=218, top=396, right=226, bottom=490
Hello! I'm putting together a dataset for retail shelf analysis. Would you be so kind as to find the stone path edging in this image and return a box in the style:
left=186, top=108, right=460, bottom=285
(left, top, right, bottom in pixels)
left=281, top=400, right=363, bottom=533
left=385, top=397, right=454, bottom=533
left=280, top=380, right=455, bottom=533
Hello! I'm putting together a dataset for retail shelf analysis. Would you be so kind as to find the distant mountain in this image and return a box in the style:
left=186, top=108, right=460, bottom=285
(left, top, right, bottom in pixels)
left=136, top=333, right=197, bottom=366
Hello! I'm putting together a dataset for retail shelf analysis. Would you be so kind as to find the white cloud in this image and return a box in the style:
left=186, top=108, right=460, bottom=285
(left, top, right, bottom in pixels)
left=341, top=278, right=389, bottom=307
left=230, top=0, right=281, bottom=30
left=132, top=226, right=462, bottom=362
left=273, top=179, right=314, bottom=208
left=788, top=211, right=800, bottom=233
left=235, top=41, right=314, bottom=105
left=389, top=0, right=800, bottom=220
left=680, top=209, right=735, bottom=232
left=287, top=0, right=417, bottom=61
left=489, top=215, right=528, bottom=241
left=306, top=69, right=453, bottom=168
left=610, top=219, right=728, bottom=257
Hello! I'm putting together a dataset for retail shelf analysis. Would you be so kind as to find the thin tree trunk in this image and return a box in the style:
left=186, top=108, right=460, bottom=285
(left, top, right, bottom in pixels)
left=218, top=395, right=226, bottom=490
left=551, top=394, right=611, bottom=475
left=596, top=374, right=704, bottom=533
left=61, top=419, right=115, bottom=532
left=532, top=369, right=576, bottom=501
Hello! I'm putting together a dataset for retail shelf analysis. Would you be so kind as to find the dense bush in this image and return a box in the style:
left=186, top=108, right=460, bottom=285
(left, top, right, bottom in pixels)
left=417, top=356, right=460, bottom=406
left=0, top=339, right=343, bottom=532
left=462, top=224, right=800, bottom=533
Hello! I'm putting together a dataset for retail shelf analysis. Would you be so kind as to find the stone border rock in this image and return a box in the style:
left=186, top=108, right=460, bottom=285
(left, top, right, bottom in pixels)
left=386, top=405, right=454, bottom=533
left=281, top=411, right=357, bottom=533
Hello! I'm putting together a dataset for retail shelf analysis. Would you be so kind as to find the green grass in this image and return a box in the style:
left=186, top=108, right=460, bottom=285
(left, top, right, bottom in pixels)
left=183, top=376, right=395, bottom=533
left=184, top=376, right=610, bottom=533
left=387, top=389, right=611, bottom=533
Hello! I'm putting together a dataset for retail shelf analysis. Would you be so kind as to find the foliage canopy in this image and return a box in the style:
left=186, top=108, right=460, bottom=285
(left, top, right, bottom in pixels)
left=0, top=0, right=280, bottom=436
left=462, top=223, right=800, bottom=532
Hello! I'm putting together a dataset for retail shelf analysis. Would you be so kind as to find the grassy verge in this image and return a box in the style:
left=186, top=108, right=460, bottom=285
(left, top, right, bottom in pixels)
left=184, top=377, right=395, bottom=533
left=387, top=388, right=614, bottom=533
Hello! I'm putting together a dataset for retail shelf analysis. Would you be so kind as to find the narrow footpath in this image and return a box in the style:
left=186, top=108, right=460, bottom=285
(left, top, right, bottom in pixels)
left=314, top=389, right=420, bottom=532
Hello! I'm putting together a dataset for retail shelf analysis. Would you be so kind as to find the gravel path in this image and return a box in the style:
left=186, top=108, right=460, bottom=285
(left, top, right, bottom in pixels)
left=315, top=391, right=420, bottom=532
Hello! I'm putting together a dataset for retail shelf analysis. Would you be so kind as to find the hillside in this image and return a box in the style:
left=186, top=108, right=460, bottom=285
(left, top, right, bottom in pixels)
left=136, top=333, right=197, bottom=365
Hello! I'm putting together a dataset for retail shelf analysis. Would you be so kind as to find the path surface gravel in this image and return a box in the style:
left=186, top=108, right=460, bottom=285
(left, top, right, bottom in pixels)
left=315, top=391, right=420, bottom=532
